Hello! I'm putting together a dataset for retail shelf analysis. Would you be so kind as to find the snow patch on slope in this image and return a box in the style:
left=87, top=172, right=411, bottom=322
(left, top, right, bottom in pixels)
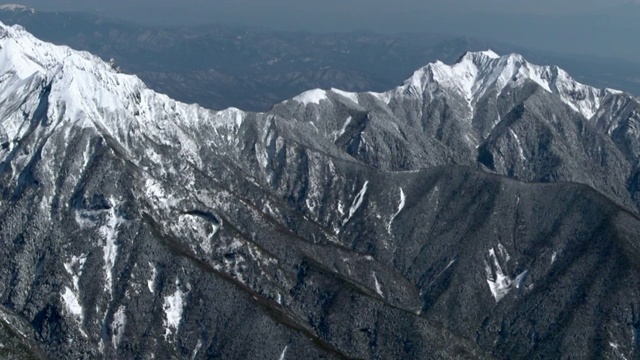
left=484, top=246, right=528, bottom=302
left=163, top=283, right=185, bottom=340
left=293, top=89, right=327, bottom=105
left=372, top=272, right=384, bottom=297
left=111, top=306, right=126, bottom=350
left=509, top=129, right=526, bottom=161
left=176, top=214, right=219, bottom=255
left=387, top=187, right=406, bottom=234
left=333, top=116, right=352, bottom=141
left=99, top=199, right=126, bottom=295
left=331, top=88, right=359, bottom=104
left=278, top=345, right=289, bottom=360
left=61, top=254, right=87, bottom=328
left=191, top=339, right=204, bottom=360
left=0, top=309, right=27, bottom=339
left=148, top=263, right=157, bottom=293
left=63, top=254, right=87, bottom=290
left=61, top=287, right=83, bottom=321
left=74, top=198, right=126, bottom=297
left=343, top=180, right=369, bottom=224
left=144, top=178, right=174, bottom=210
left=609, top=342, right=629, bottom=360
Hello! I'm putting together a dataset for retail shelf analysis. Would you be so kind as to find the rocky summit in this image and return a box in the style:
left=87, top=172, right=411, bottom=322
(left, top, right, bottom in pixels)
left=1, top=21, right=640, bottom=359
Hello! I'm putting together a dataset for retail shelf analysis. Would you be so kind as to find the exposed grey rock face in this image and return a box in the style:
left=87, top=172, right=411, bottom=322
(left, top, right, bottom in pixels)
left=2, top=22, right=640, bottom=359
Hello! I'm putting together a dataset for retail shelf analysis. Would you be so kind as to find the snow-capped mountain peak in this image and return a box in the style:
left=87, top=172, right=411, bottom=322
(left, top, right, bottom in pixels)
left=0, top=22, right=149, bottom=140
left=0, top=21, right=243, bottom=164
left=402, top=50, right=621, bottom=119
left=0, top=4, right=35, bottom=13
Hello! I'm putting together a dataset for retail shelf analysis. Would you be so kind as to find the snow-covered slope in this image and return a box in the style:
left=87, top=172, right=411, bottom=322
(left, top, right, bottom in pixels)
left=0, top=22, right=249, bottom=171
left=299, top=50, right=623, bottom=122
left=398, top=50, right=622, bottom=120
left=1, top=19, right=637, bottom=201
left=276, top=48, right=640, bottom=211
left=0, top=19, right=623, bottom=153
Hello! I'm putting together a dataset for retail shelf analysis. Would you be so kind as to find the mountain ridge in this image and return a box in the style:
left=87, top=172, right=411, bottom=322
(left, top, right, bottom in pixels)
left=2, top=8, right=640, bottom=112
left=1, top=17, right=638, bottom=233
left=2, top=21, right=640, bottom=359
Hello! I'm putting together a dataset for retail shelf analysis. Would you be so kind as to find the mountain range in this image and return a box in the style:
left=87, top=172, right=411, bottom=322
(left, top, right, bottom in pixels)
left=2, top=20, right=640, bottom=359
left=1, top=6, right=640, bottom=112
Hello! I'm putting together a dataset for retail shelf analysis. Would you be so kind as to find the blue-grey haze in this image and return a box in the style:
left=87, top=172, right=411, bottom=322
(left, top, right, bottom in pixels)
left=12, top=0, right=633, bottom=27
left=7, top=1, right=640, bottom=61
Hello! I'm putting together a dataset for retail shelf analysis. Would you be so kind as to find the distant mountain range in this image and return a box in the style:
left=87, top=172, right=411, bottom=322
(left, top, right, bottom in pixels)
left=2, top=20, right=640, bottom=359
left=1, top=7, right=639, bottom=111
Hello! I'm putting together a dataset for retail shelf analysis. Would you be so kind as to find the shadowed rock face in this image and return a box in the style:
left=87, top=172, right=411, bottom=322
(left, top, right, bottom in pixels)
left=2, top=21, right=640, bottom=359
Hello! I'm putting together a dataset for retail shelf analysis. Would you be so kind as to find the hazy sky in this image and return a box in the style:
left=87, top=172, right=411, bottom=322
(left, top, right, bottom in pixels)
left=8, top=0, right=640, bottom=61
left=14, top=0, right=634, bottom=30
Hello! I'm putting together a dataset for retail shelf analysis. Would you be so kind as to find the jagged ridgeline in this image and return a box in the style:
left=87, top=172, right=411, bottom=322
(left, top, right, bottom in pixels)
left=1, top=21, right=640, bottom=359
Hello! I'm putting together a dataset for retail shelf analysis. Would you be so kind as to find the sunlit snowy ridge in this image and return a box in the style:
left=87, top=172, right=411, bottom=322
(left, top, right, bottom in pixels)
left=401, top=50, right=623, bottom=120
left=0, top=21, right=247, bottom=170
left=0, top=19, right=627, bottom=163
